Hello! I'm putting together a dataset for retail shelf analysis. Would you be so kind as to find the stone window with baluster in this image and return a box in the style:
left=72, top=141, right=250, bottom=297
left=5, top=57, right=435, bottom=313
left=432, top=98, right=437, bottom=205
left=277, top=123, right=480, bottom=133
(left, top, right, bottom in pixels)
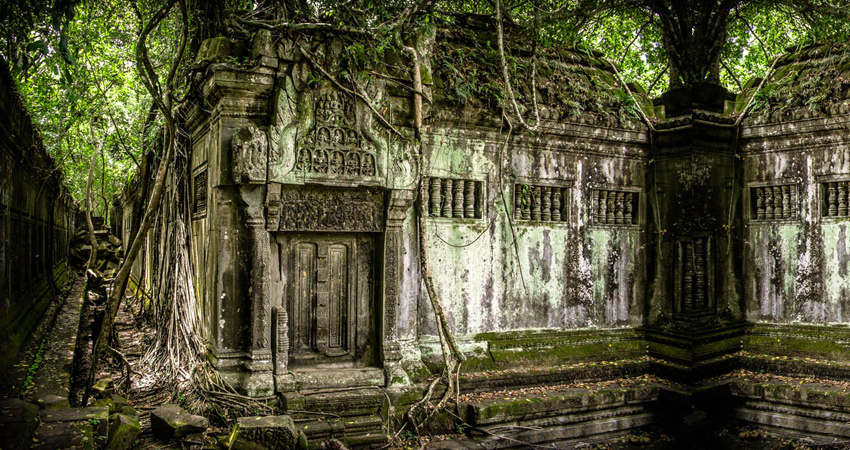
left=589, top=188, right=640, bottom=226
left=821, top=180, right=850, bottom=219
left=749, top=184, right=798, bottom=222
left=424, top=177, right=485, bottom=220
left=513, top=183, right=570, bottom=223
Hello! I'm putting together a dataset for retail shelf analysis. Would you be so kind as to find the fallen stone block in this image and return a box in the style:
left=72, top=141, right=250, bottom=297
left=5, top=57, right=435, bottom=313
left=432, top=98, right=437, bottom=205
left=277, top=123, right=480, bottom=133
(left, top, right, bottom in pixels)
left=40, top=406, right=109, bottom=438
left=32, top=421, right=94, bottom=450
left=216, top=435, right=269, bottom=450
left=106, top=413, right=140, bottom=450
left=91, top=378, right=114, bottom=398
left=34, top=393, right=70, bottom=409
left=0, top=398, right=39, bottom=450
left=236, top=415, right=296, bottom=450
left=150, top=404, right=209, bottom=441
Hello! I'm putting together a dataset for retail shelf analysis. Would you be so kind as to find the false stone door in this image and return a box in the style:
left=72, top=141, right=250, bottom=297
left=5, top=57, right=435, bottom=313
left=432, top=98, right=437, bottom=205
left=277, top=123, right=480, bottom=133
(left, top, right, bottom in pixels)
left=283, top=234, right=374, bottom=366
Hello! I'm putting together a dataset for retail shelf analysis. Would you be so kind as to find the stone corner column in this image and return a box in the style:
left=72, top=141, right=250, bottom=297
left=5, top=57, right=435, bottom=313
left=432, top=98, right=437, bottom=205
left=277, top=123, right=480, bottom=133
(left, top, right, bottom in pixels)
left=383, top=189, right=415, bottom=387
left=232, top=124, right=274, bottom=396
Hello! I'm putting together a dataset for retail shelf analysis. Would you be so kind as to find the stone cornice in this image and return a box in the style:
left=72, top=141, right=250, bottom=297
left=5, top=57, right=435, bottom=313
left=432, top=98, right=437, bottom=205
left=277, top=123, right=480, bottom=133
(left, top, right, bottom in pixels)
left=740, top=114, right=850, bottom=155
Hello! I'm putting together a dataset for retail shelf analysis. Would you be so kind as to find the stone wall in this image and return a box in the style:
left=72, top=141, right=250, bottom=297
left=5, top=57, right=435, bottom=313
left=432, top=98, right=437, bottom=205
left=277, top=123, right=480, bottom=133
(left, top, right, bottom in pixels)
left=738, top=43, right=850, bottom=327
left=0, top=57, right=76, bottom=374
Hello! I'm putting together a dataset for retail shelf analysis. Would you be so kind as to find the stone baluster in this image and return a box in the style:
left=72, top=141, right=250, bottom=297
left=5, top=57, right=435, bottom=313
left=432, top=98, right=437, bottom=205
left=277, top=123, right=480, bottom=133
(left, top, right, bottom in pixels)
left=453, top=179, right=464, bottom=218
left=598, top=191, right=608, bottom=224
left=514, top=185, right=522, bottom=219
left=828, top=182, right=838, bottom=216
left=624, top=192, right=634, bottom=224
left=694, top=237, right=706, bottom=309
left=615, top=192, right=625, bottom=224
left=756, top=188, right=765, bottom=220
left=788, top=186, right=799, bottom=218
left=840, top=182, right=848, bottom=217
left=531, top=186, right=542, bottom=221
left=552, top=189, right=562, bottom=222
left=442, top=179, right=453, bottom=217
left=765, top=187, right=775, bottom=219
left=782, top=185, right=792, bottom=219
left=465, top=180, right=476, bottom=218
left=683, top=241, right=694, bottom=311
left=606, top=190, right=616, bottom=224
left=520, top=186, right=531, bottom=220
left=272, top=306, right=289, bottom=376
left=429, top=178, right=442, bottom=217
left=773, top=186, right=783, bottom=219
left=541, top=187, right=552, bottom=221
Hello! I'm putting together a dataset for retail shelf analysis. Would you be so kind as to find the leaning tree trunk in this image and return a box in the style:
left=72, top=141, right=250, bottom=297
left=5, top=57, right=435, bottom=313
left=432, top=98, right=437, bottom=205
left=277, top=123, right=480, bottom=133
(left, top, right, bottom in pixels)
left=83, top=0, right=188, bottom=404
left=85, top=136, right=100, bottom=270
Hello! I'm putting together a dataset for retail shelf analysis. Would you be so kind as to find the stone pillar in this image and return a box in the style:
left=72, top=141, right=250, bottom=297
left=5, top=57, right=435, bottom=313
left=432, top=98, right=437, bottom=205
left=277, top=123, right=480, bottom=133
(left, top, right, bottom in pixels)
left=644, top=96, right=747, bottom=381
left=232, top=124, right=274, bottom=395
left=383, top=189, right=415, bottom=386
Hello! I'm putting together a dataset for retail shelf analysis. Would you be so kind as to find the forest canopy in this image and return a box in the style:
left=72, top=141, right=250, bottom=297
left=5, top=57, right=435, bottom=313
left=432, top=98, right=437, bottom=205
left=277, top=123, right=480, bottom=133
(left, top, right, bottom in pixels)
left=1, top=0, right=849, bottom=210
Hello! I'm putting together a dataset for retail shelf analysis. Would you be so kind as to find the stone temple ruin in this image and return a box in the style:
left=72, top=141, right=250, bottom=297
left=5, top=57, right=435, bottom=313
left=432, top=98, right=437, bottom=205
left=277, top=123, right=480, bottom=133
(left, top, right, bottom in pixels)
left=111, top=27, right=850, bottom=447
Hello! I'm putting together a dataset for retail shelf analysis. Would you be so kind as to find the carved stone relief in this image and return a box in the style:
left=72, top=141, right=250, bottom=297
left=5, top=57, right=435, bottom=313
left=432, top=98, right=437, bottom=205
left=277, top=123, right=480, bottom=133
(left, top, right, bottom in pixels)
left=232, top=123, right=270, bottom=184
left=294, top=92, right=378, bottom=179
left=276, top=187, right=384, bottom=232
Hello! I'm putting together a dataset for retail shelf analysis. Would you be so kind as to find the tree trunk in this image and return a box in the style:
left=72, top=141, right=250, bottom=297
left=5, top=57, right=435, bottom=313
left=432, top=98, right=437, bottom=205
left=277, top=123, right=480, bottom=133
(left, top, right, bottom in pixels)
left=85, top=138, right=100, bottom=270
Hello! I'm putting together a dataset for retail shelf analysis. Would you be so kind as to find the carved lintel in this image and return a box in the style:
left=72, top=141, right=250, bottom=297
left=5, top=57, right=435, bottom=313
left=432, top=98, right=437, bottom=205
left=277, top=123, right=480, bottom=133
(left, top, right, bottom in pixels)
left=232, top=123, right=270, bottom=184
left=265, top=182, right=282, bottom=231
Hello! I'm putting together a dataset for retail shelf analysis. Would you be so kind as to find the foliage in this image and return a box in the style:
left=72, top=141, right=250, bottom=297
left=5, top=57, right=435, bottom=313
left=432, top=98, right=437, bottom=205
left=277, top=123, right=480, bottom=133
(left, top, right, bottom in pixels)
left=2, top=0, right=849, bottom=211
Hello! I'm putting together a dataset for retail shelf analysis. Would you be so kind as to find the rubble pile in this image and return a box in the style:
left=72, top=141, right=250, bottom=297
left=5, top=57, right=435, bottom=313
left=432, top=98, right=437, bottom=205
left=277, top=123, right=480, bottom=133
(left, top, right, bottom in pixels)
left=69, top=228, right=124, bottom=280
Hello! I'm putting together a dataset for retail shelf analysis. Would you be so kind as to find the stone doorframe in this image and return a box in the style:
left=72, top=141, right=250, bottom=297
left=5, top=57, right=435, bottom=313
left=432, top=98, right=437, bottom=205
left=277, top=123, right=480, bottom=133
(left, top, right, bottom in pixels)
left=232, top=123, right=416, bottom=393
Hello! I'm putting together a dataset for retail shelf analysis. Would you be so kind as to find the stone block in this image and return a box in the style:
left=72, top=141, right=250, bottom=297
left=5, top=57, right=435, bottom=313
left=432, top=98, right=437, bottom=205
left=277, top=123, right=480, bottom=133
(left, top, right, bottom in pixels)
left=32, top=421, right=94, bottom=450
left=35, top=393, right=70, bottom=409
left=196, top=36, right=231, bottom=64
left=106, top=414, right=140, bottom=450
left=40, top=406, right=109, bottom=438
left=91, top=378, right=114, bottom=398
left=0, top=398, right=39, bottom=450
left=252, top=30, right=275, bottom=59
left=236, top=415, right=296, bottom=450
left=150, top=404, right=209, bottom=441
left=216, top=435, right=269, bottom=450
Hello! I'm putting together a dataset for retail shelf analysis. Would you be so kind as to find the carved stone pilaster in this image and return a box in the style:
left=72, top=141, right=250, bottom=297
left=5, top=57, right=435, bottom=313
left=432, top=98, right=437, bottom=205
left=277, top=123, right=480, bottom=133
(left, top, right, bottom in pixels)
left=383, top=189, right=415, bottom=386
left=265, top=182, right=281, bottom=230
left=232, top=126, right=274, bottom=394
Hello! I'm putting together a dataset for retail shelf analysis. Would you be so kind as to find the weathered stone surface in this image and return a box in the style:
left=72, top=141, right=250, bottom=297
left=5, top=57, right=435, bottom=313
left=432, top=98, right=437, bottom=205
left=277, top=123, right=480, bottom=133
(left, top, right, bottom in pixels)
left=106, top=414, right=140, bottom=450
left=150, top=404, right=209, bottom=441
left=40, top=406, right=109, bottom=438
left=236, top=415, right=296, bottom=450
left=91, top=378, right=114, bottom=398
left=196, top=36, right=231, bottom=64
left=216, top=435, right=269, bottom=450
left=0, top=398, right=39, bottom=450
left=32, top=421, right=94, bottom=450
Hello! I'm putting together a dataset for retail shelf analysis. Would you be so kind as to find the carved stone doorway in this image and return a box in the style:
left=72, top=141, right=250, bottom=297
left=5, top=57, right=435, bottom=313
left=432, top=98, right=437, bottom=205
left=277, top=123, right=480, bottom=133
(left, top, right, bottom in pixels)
left=278, top=233, right=376, bottom=368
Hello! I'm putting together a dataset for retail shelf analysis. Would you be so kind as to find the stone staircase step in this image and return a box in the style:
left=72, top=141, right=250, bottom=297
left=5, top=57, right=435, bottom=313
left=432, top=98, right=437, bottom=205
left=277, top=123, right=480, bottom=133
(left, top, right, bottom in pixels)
left=285, top=387, right=385, bottom=417
left=295, top=413, right=387, bottom=449
left=460, top=359, right=649, bottom=394
left=462, top=384, right=658, bottom=427
left=278, top=367, right=384, bottom=391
